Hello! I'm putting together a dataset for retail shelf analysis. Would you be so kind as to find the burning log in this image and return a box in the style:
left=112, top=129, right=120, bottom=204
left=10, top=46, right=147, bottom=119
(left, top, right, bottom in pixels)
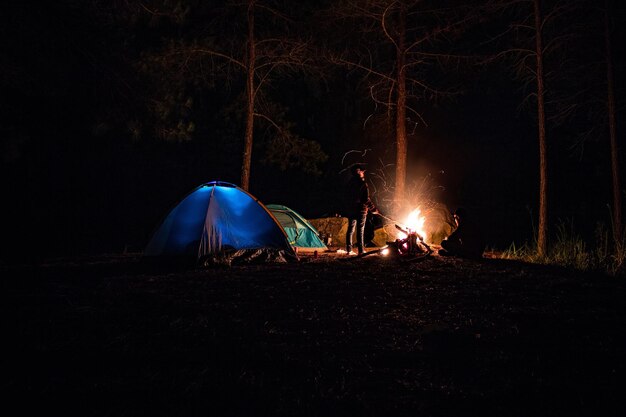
left=389, top=224, right=432, bottom=257
left=352, top=211, right=431, bottom=261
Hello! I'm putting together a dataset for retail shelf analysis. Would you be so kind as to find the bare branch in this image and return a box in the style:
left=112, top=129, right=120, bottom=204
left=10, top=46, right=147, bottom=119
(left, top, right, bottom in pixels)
left=381, top=1, right=400, bottom=50
left=183, top=48, right=246, bottom=69
left=328, top=53, right=396, bottom=83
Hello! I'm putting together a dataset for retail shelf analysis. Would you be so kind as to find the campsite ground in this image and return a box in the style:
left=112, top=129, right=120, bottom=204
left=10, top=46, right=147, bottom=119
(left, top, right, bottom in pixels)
left=4, top=249, right=626, bottom=417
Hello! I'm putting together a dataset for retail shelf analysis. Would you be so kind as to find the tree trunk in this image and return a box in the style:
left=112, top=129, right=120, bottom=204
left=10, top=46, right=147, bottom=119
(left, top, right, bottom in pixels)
left=241, top=0, right=256, bottom=191
left=534, top=0, right=548, bottom=257
left=605, top=0, right=622, bottom=241
left=394, top=3, right=407, bottom=210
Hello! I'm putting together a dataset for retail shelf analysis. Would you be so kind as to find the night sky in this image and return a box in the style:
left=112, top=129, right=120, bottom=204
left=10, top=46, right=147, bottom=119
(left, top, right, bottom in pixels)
left=1, top=0, right=624, bottom=260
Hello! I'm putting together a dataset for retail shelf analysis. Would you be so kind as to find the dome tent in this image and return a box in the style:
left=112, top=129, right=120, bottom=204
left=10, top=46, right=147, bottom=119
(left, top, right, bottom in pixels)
left=266, top=204, right=328, bottom=251
left=144, top=181, right=297, bottom=263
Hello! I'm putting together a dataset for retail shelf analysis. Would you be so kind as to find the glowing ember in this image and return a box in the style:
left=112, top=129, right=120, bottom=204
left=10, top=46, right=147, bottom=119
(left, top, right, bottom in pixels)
left=398, top=208, right=427, bottom=241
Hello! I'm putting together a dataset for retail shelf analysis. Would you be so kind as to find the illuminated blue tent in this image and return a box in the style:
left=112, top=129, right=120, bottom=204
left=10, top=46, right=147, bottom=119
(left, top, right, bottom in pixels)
left=266, top=204, right=328, bottom=251
left=144, top=181, right=296, bottom=261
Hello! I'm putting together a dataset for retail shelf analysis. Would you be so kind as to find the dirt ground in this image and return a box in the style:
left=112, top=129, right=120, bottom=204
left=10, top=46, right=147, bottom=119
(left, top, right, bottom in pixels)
left=4, top=249, right=626, bottom=417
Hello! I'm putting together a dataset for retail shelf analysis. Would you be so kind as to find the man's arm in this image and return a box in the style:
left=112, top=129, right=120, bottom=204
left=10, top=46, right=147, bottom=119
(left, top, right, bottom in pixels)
left=366, top=199, right=378, bottom=214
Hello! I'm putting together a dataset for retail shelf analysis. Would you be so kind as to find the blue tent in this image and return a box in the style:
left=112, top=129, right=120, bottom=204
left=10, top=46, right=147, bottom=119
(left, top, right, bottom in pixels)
left=266, top=204, right=328, bottom=250
left=145, top=181, right=295, bottom=260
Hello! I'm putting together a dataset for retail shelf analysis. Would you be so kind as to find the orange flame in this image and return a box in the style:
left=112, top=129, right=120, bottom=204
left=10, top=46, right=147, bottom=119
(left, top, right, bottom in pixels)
left=397, top=208, right=427, bottom=241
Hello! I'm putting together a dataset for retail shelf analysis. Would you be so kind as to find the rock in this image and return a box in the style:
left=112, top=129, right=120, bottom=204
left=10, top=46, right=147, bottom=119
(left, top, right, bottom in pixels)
left=372, top=224, right=398, bottom=247
left=308, top=217, right=349, bottom=247
left=422, top=202, right=456, bottom=244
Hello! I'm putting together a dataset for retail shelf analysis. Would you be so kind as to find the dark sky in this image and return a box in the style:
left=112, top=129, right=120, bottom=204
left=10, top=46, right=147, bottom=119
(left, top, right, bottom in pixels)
left=1, top=0, right=624, bottom=259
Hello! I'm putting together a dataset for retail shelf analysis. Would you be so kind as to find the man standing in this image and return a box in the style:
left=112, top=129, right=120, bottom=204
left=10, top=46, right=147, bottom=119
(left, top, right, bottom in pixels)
left=345, top=164, right=379, bottom=255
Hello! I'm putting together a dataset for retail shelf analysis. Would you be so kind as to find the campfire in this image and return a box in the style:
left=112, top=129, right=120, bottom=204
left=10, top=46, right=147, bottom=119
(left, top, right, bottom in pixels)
left=336, top=206, right=432, bottom=259
left=377, top=207, right=432, bottom=259
left=396, top=207, right=427, bottom=241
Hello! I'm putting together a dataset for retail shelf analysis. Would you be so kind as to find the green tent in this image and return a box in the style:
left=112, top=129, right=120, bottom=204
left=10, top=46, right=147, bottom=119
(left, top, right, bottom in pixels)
left=267, top=204, right=328, bottom=250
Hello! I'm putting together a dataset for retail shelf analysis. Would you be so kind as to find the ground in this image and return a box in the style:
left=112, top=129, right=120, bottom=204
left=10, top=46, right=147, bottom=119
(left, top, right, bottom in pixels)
left=4, top=249, right=626, bottom=417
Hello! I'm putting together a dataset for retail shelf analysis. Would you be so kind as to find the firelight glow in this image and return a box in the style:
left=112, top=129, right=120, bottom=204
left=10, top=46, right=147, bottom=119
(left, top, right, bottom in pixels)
left=398, top=208, right=427, bottom=241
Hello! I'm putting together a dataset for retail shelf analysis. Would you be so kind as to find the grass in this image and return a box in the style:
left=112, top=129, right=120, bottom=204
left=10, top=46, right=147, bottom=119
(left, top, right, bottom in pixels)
left=501, top=219, right=626, bottom=276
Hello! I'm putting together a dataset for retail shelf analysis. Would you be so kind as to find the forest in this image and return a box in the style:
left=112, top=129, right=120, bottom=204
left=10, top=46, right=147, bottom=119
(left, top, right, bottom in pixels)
left=5, top=3, right=626, bottom=415
left=2, top=0, right=625, bottom=267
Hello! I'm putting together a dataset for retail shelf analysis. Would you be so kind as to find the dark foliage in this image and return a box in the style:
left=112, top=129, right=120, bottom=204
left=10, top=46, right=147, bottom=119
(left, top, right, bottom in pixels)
left=1, top=0, right=625, bottom=258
